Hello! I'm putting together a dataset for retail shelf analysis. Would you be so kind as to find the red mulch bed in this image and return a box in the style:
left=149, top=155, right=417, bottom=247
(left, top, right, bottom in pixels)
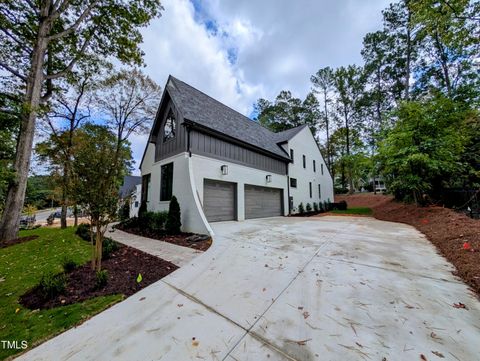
left=0, top=235, right=39, bottom=248
left=115, top=225, right=212, bottom=252
left=20, top=244, right=178, bottom=309
left=336, top=193, right=480, bottom=297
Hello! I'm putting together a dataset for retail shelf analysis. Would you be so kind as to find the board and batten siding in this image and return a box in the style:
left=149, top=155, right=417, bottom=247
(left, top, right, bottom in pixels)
left=154, top=99, right=187, bottom=162
left=190, top=130, right=287, bottom=175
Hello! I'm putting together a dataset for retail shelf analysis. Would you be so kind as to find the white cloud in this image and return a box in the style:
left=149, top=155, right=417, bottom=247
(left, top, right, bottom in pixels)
left=130, top=0, right=391, bottom=173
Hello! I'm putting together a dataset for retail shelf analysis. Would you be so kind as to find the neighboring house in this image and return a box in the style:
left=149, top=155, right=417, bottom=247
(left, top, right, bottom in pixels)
left=140, top=76, right=334, bottom=235
left=119, top=175, right=142, bottom=217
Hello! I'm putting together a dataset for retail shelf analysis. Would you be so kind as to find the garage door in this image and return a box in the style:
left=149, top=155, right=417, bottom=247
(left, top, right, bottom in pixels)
left=203, top=179, right=236, bottom=222
left=245, top=185, right=283, bottom=219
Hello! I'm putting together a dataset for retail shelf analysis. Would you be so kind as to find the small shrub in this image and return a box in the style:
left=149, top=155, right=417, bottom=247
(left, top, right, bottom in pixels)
left=75, top=223, right=91, bottom=241
left=62, top=258, right=77, bottom=273
left=319, top=202, right=324, bottom=212
left=39, top=272, right=67, bottom=300
left=149, top=211, right=168, bottom=231
left=166, top=196, right=182, bottom=234
left=95, top=270, right=108, bottom=289
left=298, top=202, right=305, bottom=214
left=102, top=238, right=119, bottom=260
left=138, top=201, right=147, bottom=218
left=339, top=200, right=347, bottom=210
left=323, top=201, right=329, bottom=212
left=313, top=202, right=319, bottom=212
left=306, top=203, right=312, bottom=212
left=119, top=200, right=130, bottom=221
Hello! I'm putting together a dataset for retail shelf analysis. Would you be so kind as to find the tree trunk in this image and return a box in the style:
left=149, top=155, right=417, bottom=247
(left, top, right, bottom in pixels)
left=405, top=7, right=412, bottom=101
left=323, top=89, right=331, bottom=171
left=0, top=22, right=50, bottom=241
left=73, top=204, right=78, bottom=227
left=95, top=226, right=102, bottom=271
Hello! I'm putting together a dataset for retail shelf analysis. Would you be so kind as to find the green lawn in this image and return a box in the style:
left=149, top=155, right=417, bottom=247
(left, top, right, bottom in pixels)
left=330, top=207, right=373, bottom=215
left=0, top=227, right=123, bottom=360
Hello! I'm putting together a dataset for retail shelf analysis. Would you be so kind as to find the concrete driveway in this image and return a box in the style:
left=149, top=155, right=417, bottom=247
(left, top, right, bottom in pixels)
left=17, top=216, right=480, bottom=361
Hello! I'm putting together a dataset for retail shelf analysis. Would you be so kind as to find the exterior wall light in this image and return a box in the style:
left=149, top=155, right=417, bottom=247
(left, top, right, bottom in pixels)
left=221, top=165, right=228, bottom=175
left=266, top=174, right=272, bottom=183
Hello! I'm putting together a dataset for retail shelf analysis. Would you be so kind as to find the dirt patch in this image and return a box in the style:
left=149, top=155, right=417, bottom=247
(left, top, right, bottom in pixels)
left=0, top=235, right=39, bottom=248
left=115, top=225, right=212, bottom=252
left=20, top=244, right=178, bottom=309
left=336, top=193, right=480, bottom=297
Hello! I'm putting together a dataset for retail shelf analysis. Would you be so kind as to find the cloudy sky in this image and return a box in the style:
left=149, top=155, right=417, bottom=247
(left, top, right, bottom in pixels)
left=129, top=0, right=392, bottom=173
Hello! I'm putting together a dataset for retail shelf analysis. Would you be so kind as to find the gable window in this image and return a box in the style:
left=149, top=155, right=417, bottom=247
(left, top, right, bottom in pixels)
left=163, top=110, right=176, bottom=142
left=290, top=149, right=294, bottom=163
left=290, top=178, right=297, bottom=188
left=303, top=155, right=306, bottom=169
left=321, top=164, right=324, bottom=175
left=318, top=184, right=321, bottom=199
left=309, top=182, right=312, bottom=198
left=160, top=163, right=174, bottom=201
left=313, top=160, right=316, bottom=172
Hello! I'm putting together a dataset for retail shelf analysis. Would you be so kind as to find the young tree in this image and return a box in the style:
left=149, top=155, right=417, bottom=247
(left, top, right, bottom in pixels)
left=73, top=123, right=132, bottom=271
left=0, top=0, right=163, bottom=241
left=311, top=67, right=335, bottom=171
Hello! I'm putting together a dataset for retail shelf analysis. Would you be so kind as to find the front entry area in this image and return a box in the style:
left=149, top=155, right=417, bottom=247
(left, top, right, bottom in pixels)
left=244, top=184, right=283, bottom=219
left=203, top=179, right=236, bottom=222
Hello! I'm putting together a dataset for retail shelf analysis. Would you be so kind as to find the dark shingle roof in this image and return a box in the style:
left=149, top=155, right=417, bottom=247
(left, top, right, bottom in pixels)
left=274, top=125, right=308, bottom=143
left=119, top=175, right=141, bottom=199
left=167, top=76, right=290, bottom=160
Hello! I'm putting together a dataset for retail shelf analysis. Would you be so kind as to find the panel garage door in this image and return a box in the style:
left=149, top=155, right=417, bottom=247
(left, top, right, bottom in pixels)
left=203, top=179, right=236, bottom=222
left=245, top=185, right=283, bottom=219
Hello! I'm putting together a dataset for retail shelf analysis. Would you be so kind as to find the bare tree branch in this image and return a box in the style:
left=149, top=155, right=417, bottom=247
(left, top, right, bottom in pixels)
left=47, top=1, right=98, bottom=41
left=0, top=61, right=26, bottom=81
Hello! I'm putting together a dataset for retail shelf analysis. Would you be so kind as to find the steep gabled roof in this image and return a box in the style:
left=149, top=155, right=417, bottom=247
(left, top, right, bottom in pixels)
left=274, top=124, right=309, bottom=143
left=166, top=76, right=290, bottom=160
left=119, top=175, right=141, bottom=198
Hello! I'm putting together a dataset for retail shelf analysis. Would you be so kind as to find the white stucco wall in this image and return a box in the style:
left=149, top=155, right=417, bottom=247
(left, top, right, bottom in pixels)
left=140, top=146, right=211, bottom=235
left=286, top=127, right=334, bottom=212
left=190, top=154, right=289, bottom=221
left=129, top=184, right=141, bottom=218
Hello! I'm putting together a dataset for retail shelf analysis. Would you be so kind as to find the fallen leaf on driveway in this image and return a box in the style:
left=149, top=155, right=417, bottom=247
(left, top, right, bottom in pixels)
left=452, top=302, right=468, bottom=309
left=285, top=338, right=312, bottom=346
left=302, top=311, right=310, bottom=319
left=177, top=304, right=183, bottom=307
left=139, top=297, right=146, bottom=301
left=297, top=306, right=304, bottom=310
left=431, top=351, right=445, bottom=358
left=420, top=354, right=428, bottom=360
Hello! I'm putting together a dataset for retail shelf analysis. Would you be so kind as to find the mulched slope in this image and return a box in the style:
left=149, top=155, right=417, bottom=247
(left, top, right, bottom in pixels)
left=336, top=194, right=480, bottom=297
left=20, top=244, right=178, bottom=309
left=0, top=235, right=38, bottom=248
left=116, top=225, right=212, bottom=252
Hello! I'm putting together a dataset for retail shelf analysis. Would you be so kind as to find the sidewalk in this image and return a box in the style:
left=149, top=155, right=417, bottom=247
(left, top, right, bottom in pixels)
left=107, top=227, right=201, bottom=267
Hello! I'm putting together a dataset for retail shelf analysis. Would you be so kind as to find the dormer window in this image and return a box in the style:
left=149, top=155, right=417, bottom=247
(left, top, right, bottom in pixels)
left=163, top=110, right=176, bottom=141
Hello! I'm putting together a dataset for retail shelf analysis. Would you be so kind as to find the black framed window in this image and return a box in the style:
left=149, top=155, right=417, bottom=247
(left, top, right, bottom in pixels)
left=290, top=178, right=297, bottom=188
left=313, top=160, right=316, bottom=172
left=309, top=182, right=312, bottom=198
left=290, top=149, right=294, bottom=163
left=321, top=164, right=324, bottom=175
left=141, top=174, right=151, bottom=203
left=163, top=110, right=176, bottom=142
left=303, top=155, right=306, bottom=169
left=318, top=184, right=321, bottom=198
left=160, top=163, right=174, bottom=201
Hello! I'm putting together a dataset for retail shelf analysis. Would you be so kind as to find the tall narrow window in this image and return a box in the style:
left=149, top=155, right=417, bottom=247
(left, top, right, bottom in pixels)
left=309, top=182, right=312, bottom=198
left=318, top=184, right=321, bottom=199
left=303, top=155, right=306, bottom=169
left=290, top=149, right=294, bottom=163
left=163, top=110, right=176, bottom=141
left=160, top=163, right=174, bottom=201
left=313, top=160, right=316, bottom=172
left=141, top=174, right=151, bottom=203
left=321, top=164, right=324, bottom=175
left=290, top=178, right=297, bottom=188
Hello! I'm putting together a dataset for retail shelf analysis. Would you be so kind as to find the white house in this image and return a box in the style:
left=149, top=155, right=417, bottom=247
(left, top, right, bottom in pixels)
left=140, top=76, right=334, bottom=235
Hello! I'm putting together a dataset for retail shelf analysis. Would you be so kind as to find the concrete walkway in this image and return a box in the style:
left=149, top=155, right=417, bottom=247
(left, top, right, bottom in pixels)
left=16, top=216, right=480, bottom=361
left=106, top=227, right=201, bottom=267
